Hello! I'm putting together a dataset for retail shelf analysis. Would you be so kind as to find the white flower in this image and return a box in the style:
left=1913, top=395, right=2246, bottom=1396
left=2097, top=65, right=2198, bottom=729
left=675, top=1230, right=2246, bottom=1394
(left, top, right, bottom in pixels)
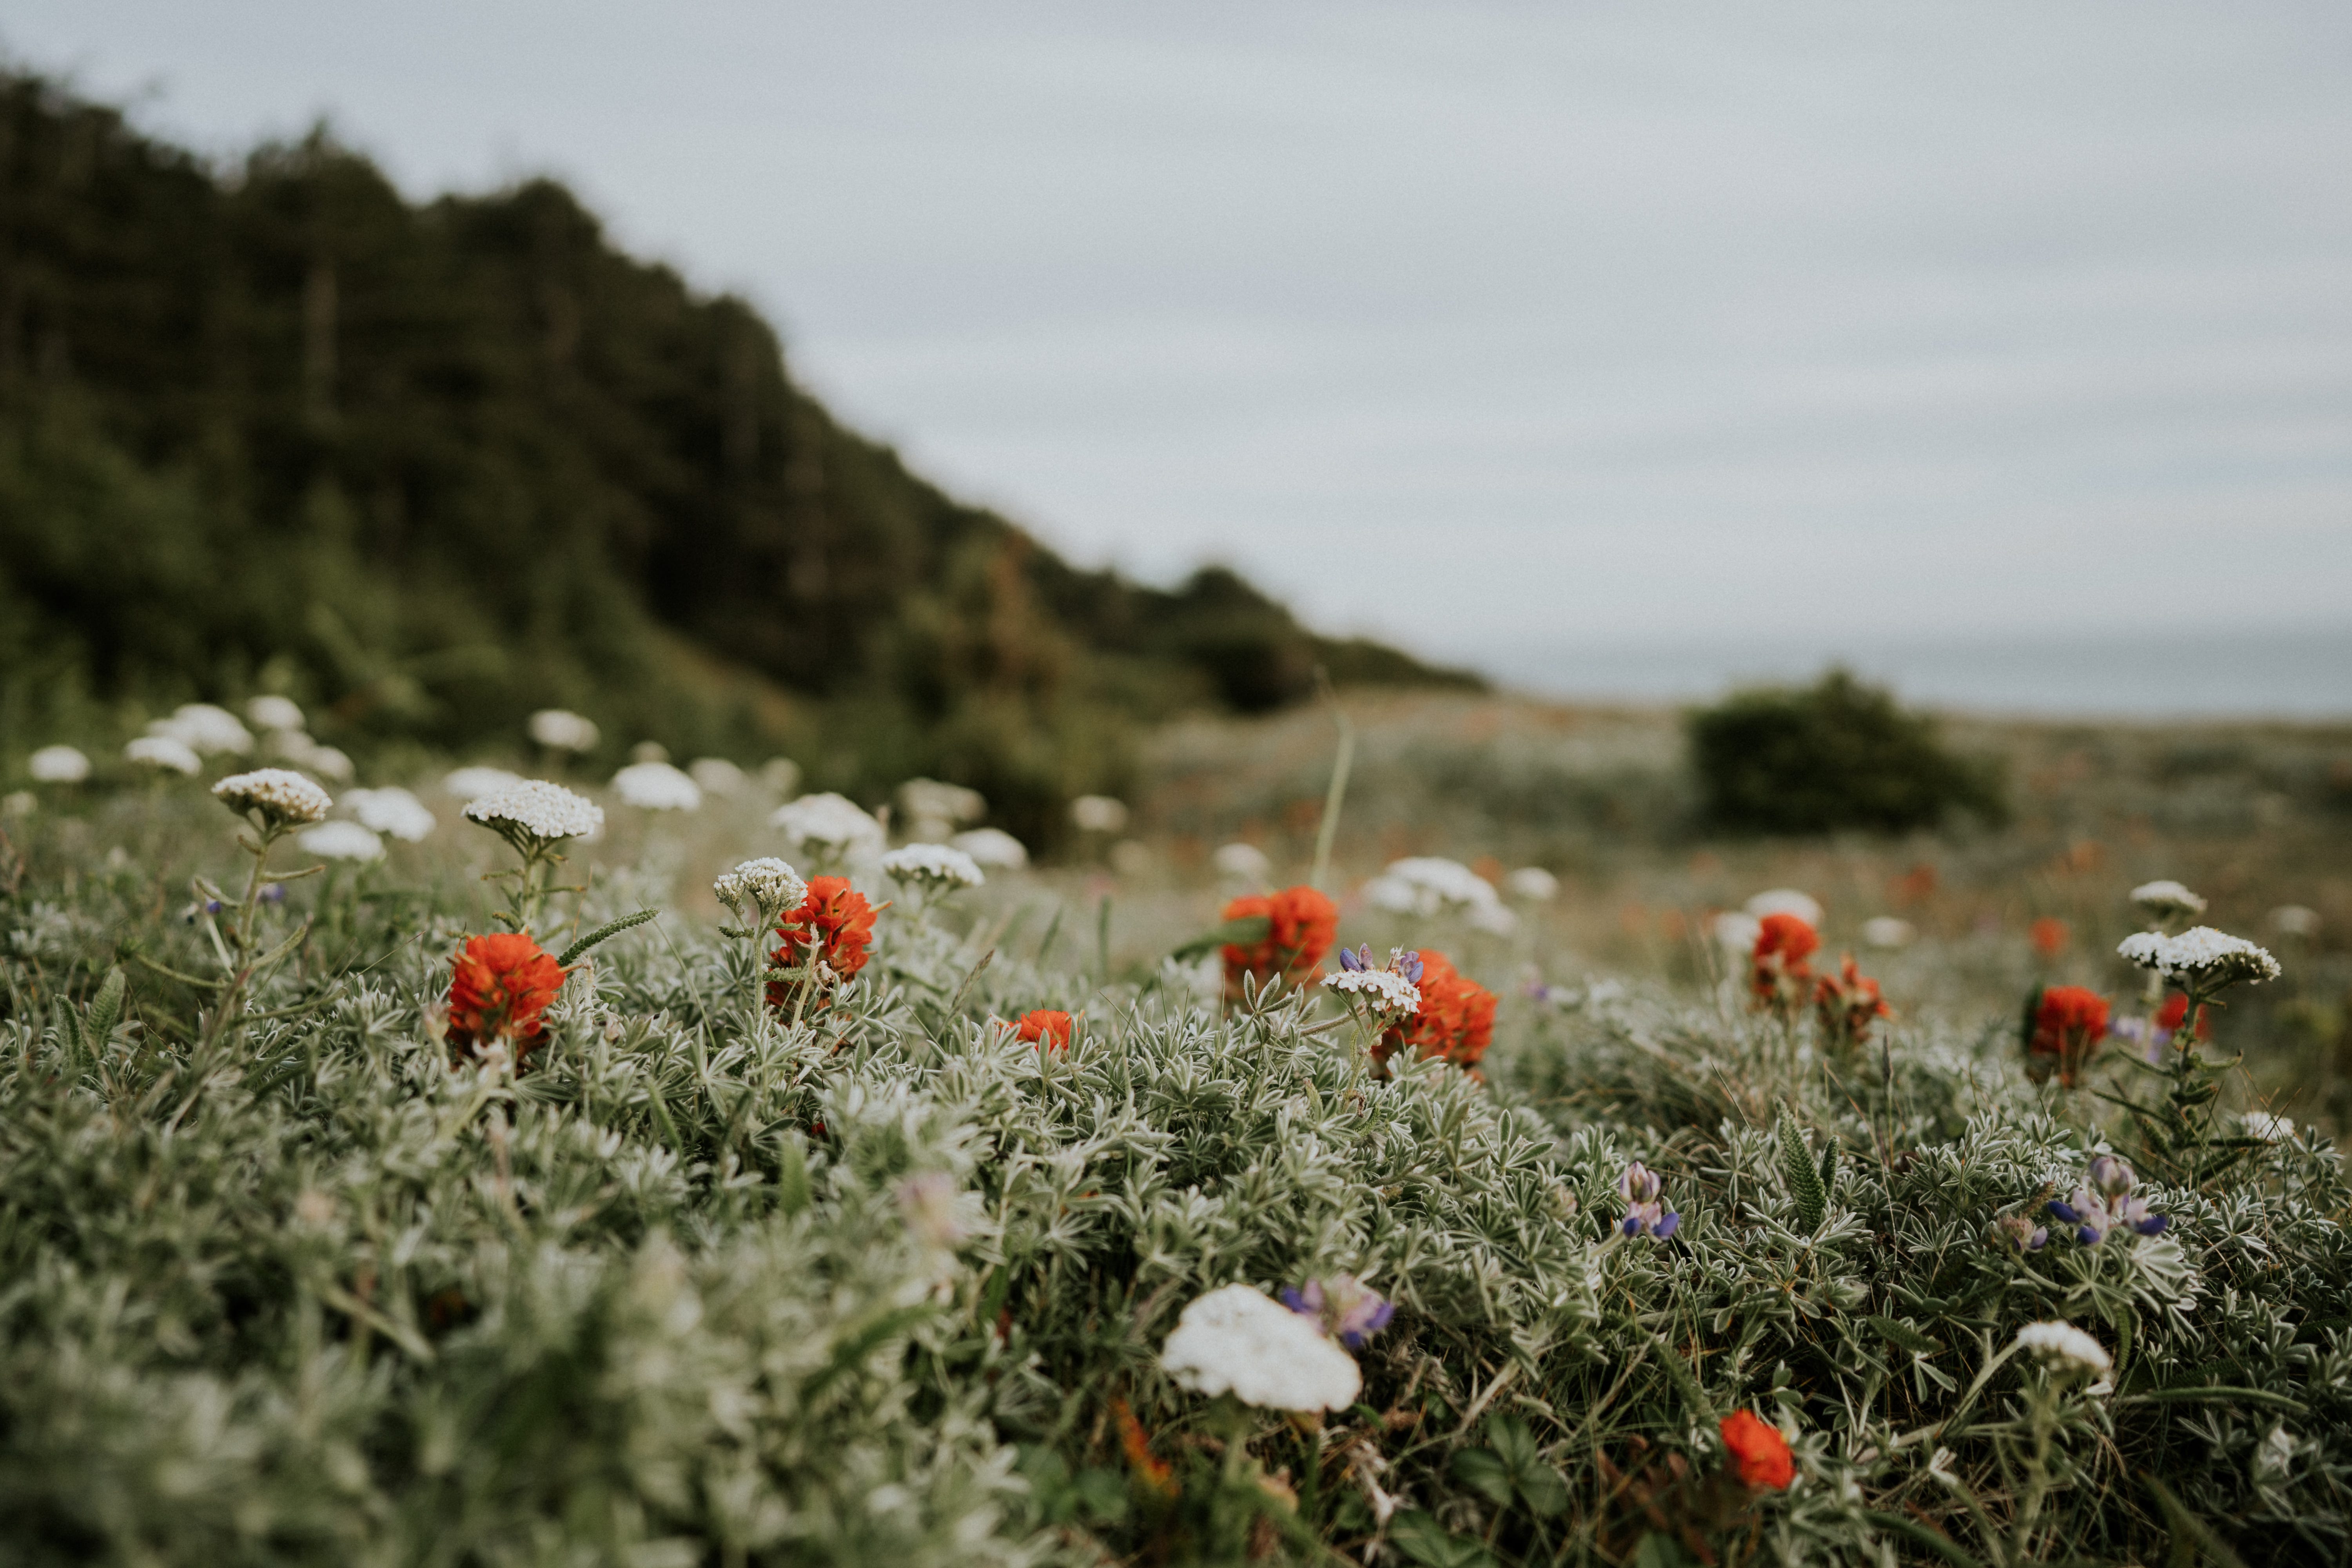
left=27, top=746, right=90, bottom=784
left=1745, top=888, right=1824, bottom=926
left=298, top=820, right=384, bottom=861
left=2131, top=879, right=2207, bottom=919
left=688, top=757, right=746, bottom=797
left=1468, top=900, right=1520, bottom=937
left=124, top=735, right=203, bottom=775
left=881, top=843, right=986, bottom=890
left=2014, top=1320, right=2112, bottom=1376
left=2118, top=927, right=2281, bottom=988
left=1212, top=842, right=1273, bottom=881
left=1158, top=1284, right=1362, bottom=1411
left=1327, top=967, right=1421, bottom=1015
left=894, top=1171, right=971, bottom=1250
left=303, top=745, right=354, bottom=783
left=153, top=703, right=254, bottom=756
left=713, top=857, right=807, bottom=921
left=245, top=695, right=305, bottom=733
left=772, top=792, right=886, bottom=855
left=612, top=761, right=703, bottom=812
left=1862, top=916, right=1915, bottom=949
left=528, top=709, right=601, bottom=753
left=344, top=787, right=436, bottom=842
left=443, top=766, right=524, bottom=802
left=1712, top=911, right=1763, bottom=955
left=1368, top=857, right=1504, bottom=920
left=761, top=757, right=803, bottom=795
left=1, top=790, right=32, bottom=817
left=2269, top=905, right=2320, bottom=939
left=1504, top=866, right=1559, bottom=904
left=1069, top=794, right=1129, bottom=834
left=213, top=768, right=332, bottom=829
left=465, top=779, right=605, bottom=846
left=952, top=827, right=1029, bottom=869
left=2243, top=1111, right=2295, bottom=1142
left=897, top=777, right=986, bottom=832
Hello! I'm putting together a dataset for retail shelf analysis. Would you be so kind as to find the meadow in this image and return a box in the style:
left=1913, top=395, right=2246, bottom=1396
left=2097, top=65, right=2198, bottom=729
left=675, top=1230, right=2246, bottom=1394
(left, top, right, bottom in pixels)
left=1, top=692, right=2348, bottom=1566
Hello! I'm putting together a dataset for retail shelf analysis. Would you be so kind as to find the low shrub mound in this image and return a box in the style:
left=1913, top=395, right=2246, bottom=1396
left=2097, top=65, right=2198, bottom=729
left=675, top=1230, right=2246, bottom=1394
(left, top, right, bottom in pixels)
left=0, top=791, right=2345, bottom=1566
left=1688, top=670, right=2007, bottom=836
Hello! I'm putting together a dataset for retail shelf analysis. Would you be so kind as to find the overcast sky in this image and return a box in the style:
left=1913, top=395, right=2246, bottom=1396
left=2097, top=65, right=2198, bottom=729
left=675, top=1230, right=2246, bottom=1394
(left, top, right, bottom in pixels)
left=9, top=1, right=2350, bottom=703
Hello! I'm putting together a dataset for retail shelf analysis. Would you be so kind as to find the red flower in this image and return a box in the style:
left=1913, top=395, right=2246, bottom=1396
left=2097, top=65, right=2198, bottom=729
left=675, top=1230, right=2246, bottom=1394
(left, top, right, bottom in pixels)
left=1750, top=913, right=1819, bottom=1015
left=1813, top=954, right=1891, bottom=1049
left=1112, top=1397, right=1177, bottom=1502
left=1720, top=1409, right=1795, bottom=1491
left=446, top=933, right=566, bottom=1062
left=1014, top=1009, right=1075, bottom=1051
left=2030, top=917, right=2069, bottom=958
left=1376, top=949, right=1497, bottom=1074
left=2026, top=984, right=2108, bottom=1087
left=2155, top=993, right=2211, bottom=1043
left=768, top=876, right=878, bottom=1009
left=1220, top=885, right=1339, bottom=998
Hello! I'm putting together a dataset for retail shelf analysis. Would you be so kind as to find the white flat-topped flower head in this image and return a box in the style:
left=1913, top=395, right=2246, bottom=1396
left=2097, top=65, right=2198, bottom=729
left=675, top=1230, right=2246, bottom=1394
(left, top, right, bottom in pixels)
left=2014, top=1320, right=2112, bottom=1377
left=443, top=766, right=524, bottom=802
left=1326, top=965, right=1421, bottom=1016
left=154, top=703, right=254, bottom=757
left=881, top=843, right=986, bottom=891
left=1862, top=916, right=1915, bottom=949
left=1212, top=842, right=1273, bottom=881
left=687, top=757, right=746, bottom=797
left=772, top=792, right=886, bottom=856
left=527, top=709, right=600, bottom=753
left=612, top=760, right=702, bottom=812
left=1159, top=1283, right=1362, bottom=1411
left=1745, top=888, right=1824, bottom=926
left=1712, top=911, right=1764, bottom=955
left=1365, top=857, right=1504, bottom=920
left=344, top=787, right=436, bottom=842
left=298, top=820, right=384, bottom=862
left=1069, top=794, right=1129, bottom=835
left=713, top=857, right=807, bottom=924
left=2130, top=880, right=2206, bottom=920
left=124, top=735, right=202, bottom=775
left=951, top=827, right=1029, bottom=869
left=214, top=768, right=332, bottom=831
left=28, top=745, right=90, bottom=784
left=1504, top=866, right=1559, bottom=904
left=2117, top=927, right=2280, bottom=990
left=465, top=779, right=605, bottom=849
left=246, top=695, right=305, bottom=733
left=897, top=778, right=987, bottom=839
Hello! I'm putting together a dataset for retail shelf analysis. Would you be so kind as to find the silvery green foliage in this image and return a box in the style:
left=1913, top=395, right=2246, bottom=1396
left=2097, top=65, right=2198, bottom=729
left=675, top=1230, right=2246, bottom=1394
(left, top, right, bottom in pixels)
left=1, top=810, right=2349, bottom=1564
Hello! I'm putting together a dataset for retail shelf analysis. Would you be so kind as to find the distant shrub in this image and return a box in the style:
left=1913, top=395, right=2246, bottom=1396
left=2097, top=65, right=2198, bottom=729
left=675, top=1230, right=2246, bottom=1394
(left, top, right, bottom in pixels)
left=1687, top=669, right=2006, bottom=834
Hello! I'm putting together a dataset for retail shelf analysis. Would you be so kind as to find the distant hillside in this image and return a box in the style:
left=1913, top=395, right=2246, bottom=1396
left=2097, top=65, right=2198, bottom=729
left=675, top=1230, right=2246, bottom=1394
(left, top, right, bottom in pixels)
left=0, top=70, right=1475, bottom=842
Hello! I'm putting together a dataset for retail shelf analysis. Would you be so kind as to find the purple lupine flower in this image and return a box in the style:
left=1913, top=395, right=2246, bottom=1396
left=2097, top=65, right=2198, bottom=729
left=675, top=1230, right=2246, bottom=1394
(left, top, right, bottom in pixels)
left=1393, top=949, right=1424, bottom=984
left=1338, top=945, right=1367, bottom=972
left=2054, top=1158, right=2166, bottom=1245
left=1994, top=1214, right=2048, bottom=1252
left=1615, top=1161, right=1679, bottom=1240
left=260, top=883, right=286, bottom=904
left=2086, top=1156, right=2136, bottom=1200
left=1283, top=1274, right=1395, bottom=1348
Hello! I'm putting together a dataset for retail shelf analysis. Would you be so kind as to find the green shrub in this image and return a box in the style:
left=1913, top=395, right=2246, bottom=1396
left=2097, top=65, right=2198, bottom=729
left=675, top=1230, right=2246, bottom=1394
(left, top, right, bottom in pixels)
left=1688, top=669, right=2007, bottom=835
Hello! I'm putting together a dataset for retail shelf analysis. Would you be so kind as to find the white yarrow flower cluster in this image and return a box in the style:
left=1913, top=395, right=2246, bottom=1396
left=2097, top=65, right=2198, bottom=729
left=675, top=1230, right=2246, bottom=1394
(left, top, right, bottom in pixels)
left=344, top=786, right=436, bottom=842
left=1712, top=911, right=1763, bottom=955
left=1069, top=794, right=1129, bottom=834
left=1212, top=842, right=1273, bottom=881
left=443, top=765, right=524, bottom=802
left=150, top=703, right=254, bottom=757
left=213, top=768, right=333, bottom=830
left=1366, top=857, right=1515, bottom=933
left=1158, top=1284, right=1362, bottom=1411
left=28, top=745, right=90, bottom=784
left=246, top=695, right=306, bottom=733
left=2118, top=927, right=2281, bottom=988
left=1862, top=916, right=1915, bottom=949
left=881, top=843, right=986, bottom=890
left=2131, top=879, right=2207, bottom=919
left=713, top=857, right=807, bottom=923
left=897, top=777, right=987, bottom=839
left=528, top=709, right=601, bottom=753
left=2014, top=1320, right=2112, bottom=1376
left=772, top=792, right=886, bottom=855
left=298, top=820, right=385, bottom=861
left=612, top=760, right=703, bottom=812
left=951, top=827, right=1029, bottom=869
left=1327, top=965, right=1421, bottom=1015
left=688, top=757, right=746, bottom=797
left=125, top=735, right=202, bottom=775
left=465, top=779, right=605, bottom=846
left=1504, top=866, right=1559, bottom=903
left=1745, top=887, right=1824, bottom=926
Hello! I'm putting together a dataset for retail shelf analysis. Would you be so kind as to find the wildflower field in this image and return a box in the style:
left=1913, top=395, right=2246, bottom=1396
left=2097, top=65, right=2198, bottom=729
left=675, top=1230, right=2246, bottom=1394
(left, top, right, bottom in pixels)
left=2, top=696, right=2350, bottom=1567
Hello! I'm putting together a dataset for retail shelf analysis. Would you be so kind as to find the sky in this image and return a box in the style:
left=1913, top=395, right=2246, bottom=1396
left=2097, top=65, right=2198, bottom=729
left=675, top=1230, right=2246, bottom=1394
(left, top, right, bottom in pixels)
left=9, top=1, right=2352, bottom=712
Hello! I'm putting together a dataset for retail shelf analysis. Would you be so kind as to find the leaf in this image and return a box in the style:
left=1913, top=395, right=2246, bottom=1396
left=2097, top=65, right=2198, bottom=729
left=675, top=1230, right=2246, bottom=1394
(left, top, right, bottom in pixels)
left=1389, top=1511, right=1498, bottom=1568
left=1867, top=1314, right=1942, bottom=1356
left=1167, top=914, right=1271, bottom=961
left=85, top=966, right=126, bottom=1043
left=1517, top=1461, right=1569, bottom=1519
left=1817, top=1136, right=1840, bottom=1203
left=558, top=909, right=658, bottom=967
left=1777, top=1108, right=1828, bottom=1233
left=1450, top=1447, right=1515, bottom=1508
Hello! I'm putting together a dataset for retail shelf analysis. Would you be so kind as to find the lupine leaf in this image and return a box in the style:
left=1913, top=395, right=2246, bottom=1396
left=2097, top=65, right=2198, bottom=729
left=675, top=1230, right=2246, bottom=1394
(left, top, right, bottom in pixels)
left=1779, top=1108, right=1828, bottom=1232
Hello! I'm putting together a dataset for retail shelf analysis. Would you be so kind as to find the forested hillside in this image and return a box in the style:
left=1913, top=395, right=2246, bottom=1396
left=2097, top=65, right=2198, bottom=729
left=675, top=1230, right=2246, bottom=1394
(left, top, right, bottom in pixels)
left=0, top=71, right=1472, bottom=840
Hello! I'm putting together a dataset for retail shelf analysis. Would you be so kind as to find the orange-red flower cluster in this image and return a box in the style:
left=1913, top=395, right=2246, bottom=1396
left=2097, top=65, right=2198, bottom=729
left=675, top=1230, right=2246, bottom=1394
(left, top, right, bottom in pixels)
left=2155, top=992, right=2211, bottom=1045
left=2030, top=917, right=2070, bottom=958
left=1749, top=913, right=1819, bottom=1016
left=2026, top=984, right=2109, bottom=1087
left=768, top=875, right=877, bottom=1010
left=1220, top=884, right=1339, bottom=999
left=1376, top=949, right=1497, bottom=1074
left=446, top=932, right=566, bottom=1063
left=1719, top=1410, right=1794, bottom=1491
left=1014, top=1009, right=1075, bottom=1051
left=1813, top=954, right=1891, bottom=1050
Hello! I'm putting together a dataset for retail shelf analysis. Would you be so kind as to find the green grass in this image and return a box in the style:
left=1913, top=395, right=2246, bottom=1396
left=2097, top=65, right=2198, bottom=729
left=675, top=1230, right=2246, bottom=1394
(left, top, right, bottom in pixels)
left=0, top=716, right=2348, bottom=1565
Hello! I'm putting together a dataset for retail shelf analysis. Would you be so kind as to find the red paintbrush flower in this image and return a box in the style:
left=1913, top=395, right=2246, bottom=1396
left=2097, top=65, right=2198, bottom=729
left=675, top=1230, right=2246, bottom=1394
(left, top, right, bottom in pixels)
left=768, top=875, right=878, bottom=1010
left=1813, top=954, right=1891, bottom=1050
left=2026, top=984, right=2109, bottom=1087
left=1720, top=1409, right=1795, bottom=1491
left=2154, top=992, right=2211, bottom=1045
left=446, top=932, right=566, bottom=1063
left=2030, top=917, right=2070, bottom=958
left=1376, top=949, right=1497, bottom=1074
left=1220, top=884, right=1339, bottom=998
left=1750, top=913, right=1819, bottom=1016
left=1014, top=1009, right=1075, bottom=1051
